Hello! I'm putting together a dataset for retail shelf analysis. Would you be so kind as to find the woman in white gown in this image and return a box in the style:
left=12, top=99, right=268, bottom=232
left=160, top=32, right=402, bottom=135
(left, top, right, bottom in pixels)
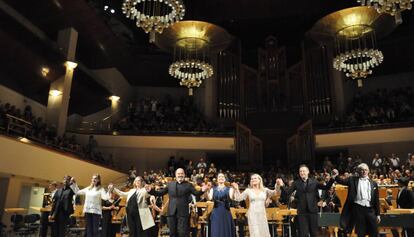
left=233, top=174, right=278, bottom=237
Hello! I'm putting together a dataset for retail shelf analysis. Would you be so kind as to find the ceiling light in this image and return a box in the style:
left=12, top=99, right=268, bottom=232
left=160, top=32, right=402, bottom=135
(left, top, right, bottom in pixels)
left=358, top=0, right=413, bottom=24
left=122, top=0, right=186, bottom=42
left=155, top=21, right=231, bottom=96
left=333, top=25, right=383, bottom=87
left=41, top=67, right=50, bottom=77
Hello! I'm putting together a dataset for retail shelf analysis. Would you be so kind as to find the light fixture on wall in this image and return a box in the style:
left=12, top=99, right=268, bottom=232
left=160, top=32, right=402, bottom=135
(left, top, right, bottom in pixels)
left=155, top=21, right=232, bottom=95
left=122, top=0, right=186, bottom=43
left=357, top=0, right=413, bottom=24
left=109, top=95, right=120, bottom=102
left=19, top=137, right=30, bottom=143
left=64, top=61, right=78, bottom=70
left=49, top=89, right=62, bottom=97
left=41, top=67, right=50, bottom=77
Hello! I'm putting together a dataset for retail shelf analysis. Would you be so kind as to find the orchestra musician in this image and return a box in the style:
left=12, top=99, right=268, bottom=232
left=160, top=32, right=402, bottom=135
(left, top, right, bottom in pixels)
left=102, top=192, right=121, bottom=237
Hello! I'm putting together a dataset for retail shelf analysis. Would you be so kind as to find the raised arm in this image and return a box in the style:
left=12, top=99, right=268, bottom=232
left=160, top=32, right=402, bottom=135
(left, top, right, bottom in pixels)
left=70, top=181, right=81, bottom=194
left=332, top=169, right=350, bottom=186
left=147, top=184, right=169, bottom=196
left=277, top=178, right=297, bottom=200
left=112, top=187, right=130, bottom=197
left=190, top=183, right=206, bottom=196
left=316, top=176, right=335, bottom=190
left=232, top=183, right=248, bottom=201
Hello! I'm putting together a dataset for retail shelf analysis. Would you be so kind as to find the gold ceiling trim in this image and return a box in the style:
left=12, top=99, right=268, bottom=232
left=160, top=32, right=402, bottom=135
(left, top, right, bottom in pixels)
left=154, top=20, right=232, bottom=53
left=308, top=6, right=397, bottom=41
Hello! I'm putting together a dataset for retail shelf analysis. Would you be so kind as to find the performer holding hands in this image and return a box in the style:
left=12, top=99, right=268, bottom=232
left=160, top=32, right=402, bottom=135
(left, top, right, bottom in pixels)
left=232, top=173, right=279, bottom=237
left=332, top=164, right=380, bottom=237
left=145, top=168, right=208, bottom=237
left=49, top=175, right=77, bottom=237
left=276, top=165, right=335, bottom=237
left=71, top=174, right=109, bottom=237
left=206, top=173, right=237, bottom=237
left=108, top=176, right=155, bottom=237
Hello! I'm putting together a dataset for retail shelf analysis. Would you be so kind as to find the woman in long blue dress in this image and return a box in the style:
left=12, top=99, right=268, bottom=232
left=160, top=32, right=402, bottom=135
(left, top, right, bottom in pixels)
left=206, top=173, right=236, bottom=237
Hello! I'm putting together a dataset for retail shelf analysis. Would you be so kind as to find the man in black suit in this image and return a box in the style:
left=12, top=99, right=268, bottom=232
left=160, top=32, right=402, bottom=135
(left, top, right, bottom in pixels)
left=146, top=168, right=207, bottom=237
left=49, top=175, right=76, bottom=237
left=396, top=177, right=414, bottom=236
left=277, top=165, right=335, bottom=237
left=332, top=163, right=380, bottom=237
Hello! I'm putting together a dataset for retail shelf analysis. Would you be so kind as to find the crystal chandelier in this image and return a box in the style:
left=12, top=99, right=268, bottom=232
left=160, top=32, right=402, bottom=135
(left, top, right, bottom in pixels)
left=357, top=0, right=413, bottom=24
left=169, top=58, right=213, bottom=95
left=169, top=37, right=213, bottom=95
left=122, top=0, right=185, bottom=42
left=333, top=25, right=384, bottom=87
left=154, top=21, right=232, bottom=95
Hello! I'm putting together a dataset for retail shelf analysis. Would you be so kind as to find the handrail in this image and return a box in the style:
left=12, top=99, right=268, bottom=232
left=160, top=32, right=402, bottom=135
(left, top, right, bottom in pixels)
left=68, top=129, right=235, bottom=137
left=6, top=114, right=32, bottom=126
left=315, top=120, right=414, bottom=134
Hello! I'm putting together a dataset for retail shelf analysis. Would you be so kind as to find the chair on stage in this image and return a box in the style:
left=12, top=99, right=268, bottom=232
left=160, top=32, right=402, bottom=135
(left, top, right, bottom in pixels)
left=66, top=216, right=86, bottom=237
left=195, top=201, right=213, bottom=237
left=67, top=205, right=85, bottom=237
left=230, top=208, right=248, bottom=237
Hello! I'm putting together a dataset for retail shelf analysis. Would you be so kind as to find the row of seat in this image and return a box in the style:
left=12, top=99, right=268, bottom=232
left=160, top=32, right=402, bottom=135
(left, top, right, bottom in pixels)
left=8, top=213, right=40, bottom=236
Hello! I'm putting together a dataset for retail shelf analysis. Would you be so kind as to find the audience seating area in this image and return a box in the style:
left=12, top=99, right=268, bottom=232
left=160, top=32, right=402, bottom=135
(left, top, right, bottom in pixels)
left=114, top=96, right=232, bottom=135
left=320, top=87, right=414, bottom=131
left=0, top=102, right=113, bottom=167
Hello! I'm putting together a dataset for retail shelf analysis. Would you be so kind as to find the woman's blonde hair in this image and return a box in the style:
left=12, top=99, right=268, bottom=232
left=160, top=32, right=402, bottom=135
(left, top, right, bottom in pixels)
left=249, top=173, right=265, bottom=191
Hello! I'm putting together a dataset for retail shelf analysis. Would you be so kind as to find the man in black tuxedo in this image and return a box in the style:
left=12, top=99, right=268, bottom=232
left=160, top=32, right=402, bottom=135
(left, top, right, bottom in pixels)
left=332, top=163, right=380, bottom=237
left=396, top=177, right=414, bottom=236
left=49, top=175, right=76, bottom=237
left=277, top=165, right=335, bottom=237
left=146, top=168, right=207, bottom=237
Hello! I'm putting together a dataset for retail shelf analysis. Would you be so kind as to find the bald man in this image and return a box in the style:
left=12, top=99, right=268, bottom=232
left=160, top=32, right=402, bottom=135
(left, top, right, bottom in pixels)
left=146, top=168, right=208, bottom=237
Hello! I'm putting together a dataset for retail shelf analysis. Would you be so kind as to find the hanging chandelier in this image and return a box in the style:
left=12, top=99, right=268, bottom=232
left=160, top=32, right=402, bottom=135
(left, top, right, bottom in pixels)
left=122, top=0, right=185, bottom=42
left=333, top=25, right=383, bottom=87
left=169, top=58, right=214, bottom=95
left=357, top=0, right=413, bottom=24
left=308, top=7, right=397, bottom=88
left=154, top=21, right=232, bottom=95
left=169, top=37, right=213, bottom=95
